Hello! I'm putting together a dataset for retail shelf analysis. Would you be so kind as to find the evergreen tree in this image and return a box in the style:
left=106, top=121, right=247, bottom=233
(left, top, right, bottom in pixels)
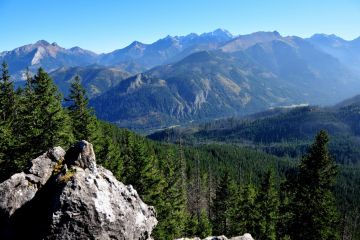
left=17, top=68, right=72, bottom=158
left=197, top=209, right=212, bottom=238
left=0, top=62, right=17, bottom=179
left=184, top=213, right=198, bottom=237
left=122, top=133, right=165, bottom=206
left=0, top=62, right=16, bottom=121
left=153, top=148, right=187, bottom=239
left=256, top=170, right=279, bottom=240
left=66, top=75, right=98, bottom=142
left=290, top=130, right=339, bottom=240
left=230, top=183, right=259, bottom=235
left=211, top=171, right=231, bottom=236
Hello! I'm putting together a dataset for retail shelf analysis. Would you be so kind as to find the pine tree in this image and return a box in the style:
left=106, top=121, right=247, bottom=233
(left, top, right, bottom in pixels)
left=256, top=170, right=279, bottom=240
left=66, top=75, right=98, bottom=142
left=290, top=130, right=339, bottom=240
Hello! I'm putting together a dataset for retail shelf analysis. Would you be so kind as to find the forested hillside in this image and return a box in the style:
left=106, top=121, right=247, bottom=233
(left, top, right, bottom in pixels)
left=149, top=105, right=360, bottom=165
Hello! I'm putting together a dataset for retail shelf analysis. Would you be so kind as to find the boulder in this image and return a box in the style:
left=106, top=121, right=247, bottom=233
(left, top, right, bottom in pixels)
left=0, top=140, right=157, bottom=240
left=204, top=236, right=228, bottom=240
left=230, top=233, right=254, bottom=240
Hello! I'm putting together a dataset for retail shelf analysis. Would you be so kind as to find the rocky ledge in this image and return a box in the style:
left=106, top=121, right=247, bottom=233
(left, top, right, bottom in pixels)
left=0, top=140, right=157, bottom=240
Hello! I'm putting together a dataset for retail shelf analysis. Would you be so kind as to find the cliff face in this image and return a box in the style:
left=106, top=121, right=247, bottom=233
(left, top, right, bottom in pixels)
left=0, top=141, right=157, bottom=240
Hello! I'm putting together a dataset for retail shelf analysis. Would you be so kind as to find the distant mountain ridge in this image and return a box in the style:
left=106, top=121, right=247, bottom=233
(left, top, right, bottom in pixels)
left=0, top=29, right=235, bottom=80
left=2, top=29, right=360, bottom=81
left=2, top=29, right=360, bottom=131
left=307, top=34, right=360, bottom=74
left=89, top=33, right=360, bottom=130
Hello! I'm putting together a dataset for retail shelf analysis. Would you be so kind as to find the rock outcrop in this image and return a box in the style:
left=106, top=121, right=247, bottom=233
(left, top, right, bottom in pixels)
left=175, top=234, right=254, bottom=240
left=0, top=140, right=157, bottom=240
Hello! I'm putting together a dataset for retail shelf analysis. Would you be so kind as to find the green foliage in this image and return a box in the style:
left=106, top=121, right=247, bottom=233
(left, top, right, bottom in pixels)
left=153, top=147, right=187, bottom=239
left=66, top=75, right=98, bottom=142
left=256, top=170, right=279, bottom=240
left=197, top=209, right=212, bottom=238
left=231, top=183, right=258, bottom=236
left=0, top=61, right=16, bottom=121
left=211, top=171, right=231, bottom=236
left=0, top=66, right=73, bottom=180
left=288, top=130, right=340, bottom=240
left=0, top=62, right=18, bottom=177
left=16, top=68, right=73, bottom=161
left=183, top=210, right=212, bottom=238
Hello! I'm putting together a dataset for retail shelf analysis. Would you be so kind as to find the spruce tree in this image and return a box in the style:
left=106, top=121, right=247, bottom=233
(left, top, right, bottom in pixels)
left=290, top=130, right=339, bottom=240
left=17, top=68, right=72, bottom=158
left=211, top=171, right=231, bottom=236
left=256, top=170, right=279, bottom=240
left=230, top=183, right=258, bottom=236
left=122, top=133, right=165, bottom=206
left=66, top=75, right=98, bottom=142
left=197, top=209, right=212, bottom=238
left=0, top=62, right=17, bottom=179
left=153, top=148, right=187, bottom=239
left=0, top=62, right=16, bottom=121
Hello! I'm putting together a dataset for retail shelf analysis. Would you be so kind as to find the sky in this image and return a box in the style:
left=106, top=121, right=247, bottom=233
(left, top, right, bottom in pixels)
left=1, top=0, right=360, bottom=53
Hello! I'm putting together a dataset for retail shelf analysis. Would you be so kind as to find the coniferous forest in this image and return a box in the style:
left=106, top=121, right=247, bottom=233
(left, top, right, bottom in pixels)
left=0, top=62, right=359, bottom=240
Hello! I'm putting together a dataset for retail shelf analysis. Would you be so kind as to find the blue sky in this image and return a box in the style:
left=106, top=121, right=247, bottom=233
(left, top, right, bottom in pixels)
left=1, top=0, right=359, bottom=53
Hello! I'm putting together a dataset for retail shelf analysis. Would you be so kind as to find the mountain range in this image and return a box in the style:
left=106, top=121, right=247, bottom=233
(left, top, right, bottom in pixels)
left=2, top=29, right=360, bottom=131
left=0, top=29, right=234, bottom=80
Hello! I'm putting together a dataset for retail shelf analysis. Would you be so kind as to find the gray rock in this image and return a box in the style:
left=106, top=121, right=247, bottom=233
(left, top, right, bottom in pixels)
left=204, top=236, right=228, bottom=240
left=0, top=141, right=157, bottom=240
left=64, top=140, right=96, bottom=172
left=175, top=238, right=201, bottom=240
left=0, top=147, right=64, bottom=217
left=230, top=233, right=254, bottom=240
left=175, top=234, right=254, bottom=240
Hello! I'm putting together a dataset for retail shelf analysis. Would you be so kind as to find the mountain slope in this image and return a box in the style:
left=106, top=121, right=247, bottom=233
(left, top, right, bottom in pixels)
left=90, top=50, right=302, bottom=130
left=307, top=34, right=360, bottom=74
left=50, top=65, right=131, bottom=98
left=90, top=33, right=360, bottom=131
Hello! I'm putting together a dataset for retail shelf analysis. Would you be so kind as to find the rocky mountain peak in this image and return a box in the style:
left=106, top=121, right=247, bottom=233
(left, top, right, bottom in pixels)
left=35, top=40, right=51, bottom=46
left=0, top=141, right=157, bottom=239
left=210, top=28, right=233, bottom=38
